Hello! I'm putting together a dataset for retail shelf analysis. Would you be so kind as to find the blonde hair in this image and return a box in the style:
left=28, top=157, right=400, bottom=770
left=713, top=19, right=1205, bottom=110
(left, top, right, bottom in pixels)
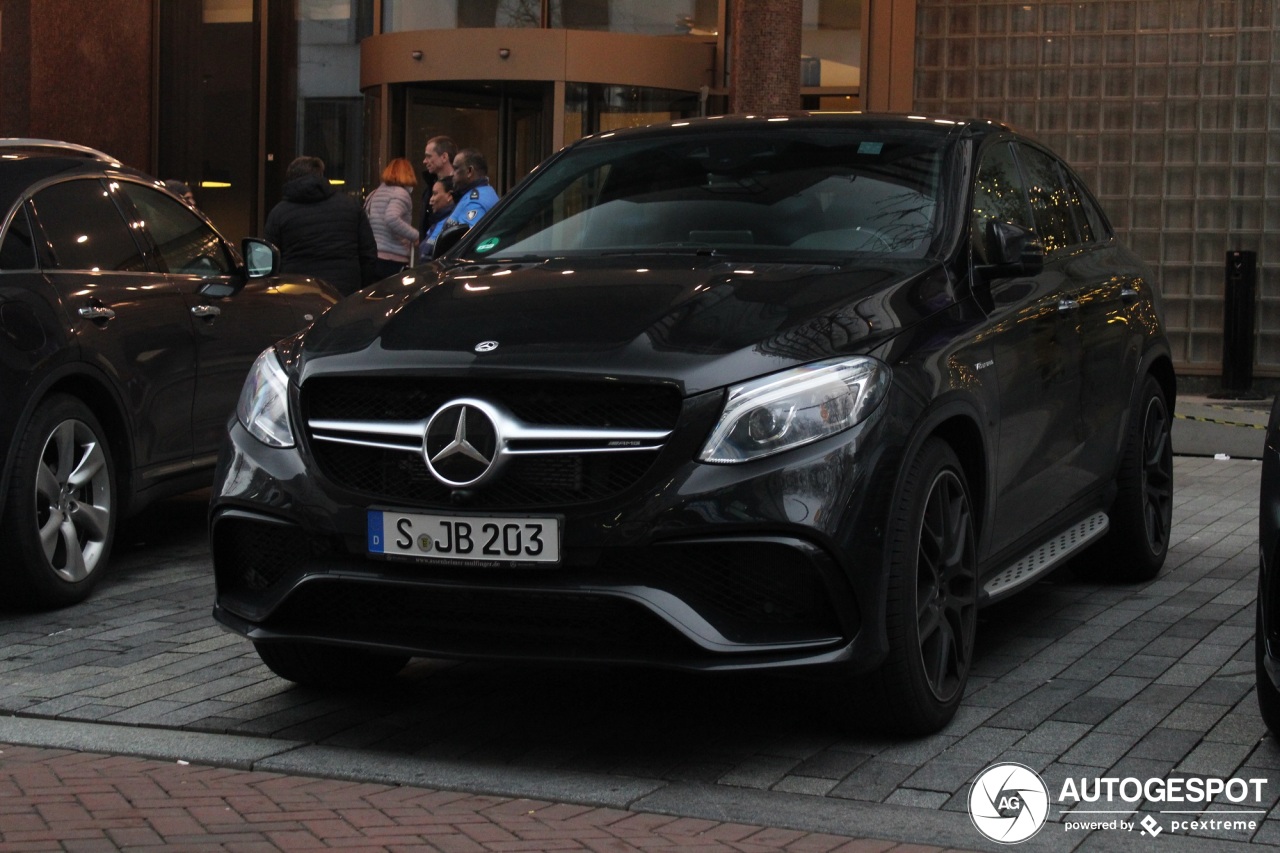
left=381, top=157, right=418, bottom=188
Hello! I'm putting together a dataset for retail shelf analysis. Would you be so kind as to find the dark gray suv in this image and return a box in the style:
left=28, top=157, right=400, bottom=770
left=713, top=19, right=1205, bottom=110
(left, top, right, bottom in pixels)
left=211, top=115, right=1174, bottom=733
left=0, top=140, right=339, bottom=608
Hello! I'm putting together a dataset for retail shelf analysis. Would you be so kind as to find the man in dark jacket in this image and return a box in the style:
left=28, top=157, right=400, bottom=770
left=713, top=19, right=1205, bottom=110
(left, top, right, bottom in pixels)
left=265, top=156, right=377, bottom=296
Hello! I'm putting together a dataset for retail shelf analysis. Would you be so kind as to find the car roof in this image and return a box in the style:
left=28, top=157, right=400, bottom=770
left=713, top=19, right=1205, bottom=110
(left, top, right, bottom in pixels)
left=0, top=139, right=153, bottom=225
left=0, top=138, right=122, bottom=164
left=576, top=112, right=1017, bottom=144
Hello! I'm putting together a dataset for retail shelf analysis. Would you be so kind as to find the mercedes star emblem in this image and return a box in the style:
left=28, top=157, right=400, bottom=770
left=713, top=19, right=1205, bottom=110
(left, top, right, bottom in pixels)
left=474, top=340, right=499, bottom=352
left=423, top=403, right=499, bottom=487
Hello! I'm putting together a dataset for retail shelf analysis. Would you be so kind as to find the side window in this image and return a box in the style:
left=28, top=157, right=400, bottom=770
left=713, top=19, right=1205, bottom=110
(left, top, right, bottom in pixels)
left=118, top=183, right=234, bottom=277
left=29, top=179, right=147, bottom=271
left=970, top=142, right=1032, bottom=266
left=1065, top=170, right=1111, bottom=244
left=0, top=204, right=37, bottom=270
left=1014, top=144, right=1081, bottom=254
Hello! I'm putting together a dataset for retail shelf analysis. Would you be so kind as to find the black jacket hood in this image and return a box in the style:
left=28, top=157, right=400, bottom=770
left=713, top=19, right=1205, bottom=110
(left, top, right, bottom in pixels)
left=282, top=174, right=335, bottom=204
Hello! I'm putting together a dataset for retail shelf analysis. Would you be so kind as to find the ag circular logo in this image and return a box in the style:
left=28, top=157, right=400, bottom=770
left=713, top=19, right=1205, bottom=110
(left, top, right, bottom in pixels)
left=968, top=763, right=1050, bottom=844
left=474, top=340, right=499, bottom=353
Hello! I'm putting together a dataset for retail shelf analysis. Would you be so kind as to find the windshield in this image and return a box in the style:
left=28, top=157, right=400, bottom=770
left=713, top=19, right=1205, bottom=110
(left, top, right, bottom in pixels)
left=468, top=126, right=947, bottom=262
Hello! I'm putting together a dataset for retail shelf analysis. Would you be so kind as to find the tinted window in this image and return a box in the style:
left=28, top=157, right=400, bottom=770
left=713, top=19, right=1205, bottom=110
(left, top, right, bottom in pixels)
left=30, top=179, right=147, bottom=272
left=472, top=129, right=945, bottom=260
left=0, top=204, right=36, bottom=270
left=1015, top=144, right=1081, bottom=254
left=119, top=183, right=234, bottom=276
left=970, top=142, right=1032, bottom=266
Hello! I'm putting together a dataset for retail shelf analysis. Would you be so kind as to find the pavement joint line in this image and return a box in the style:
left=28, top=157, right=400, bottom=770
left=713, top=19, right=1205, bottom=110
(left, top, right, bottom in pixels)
left=0, top=713, right=982, bottom=850
left=0, top=712, right=1267, bottom=852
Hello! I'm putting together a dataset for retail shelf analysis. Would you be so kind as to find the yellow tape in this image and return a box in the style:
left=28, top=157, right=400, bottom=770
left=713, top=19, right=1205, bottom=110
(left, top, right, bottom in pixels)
left=1174, top=413, right=1266, bottom=429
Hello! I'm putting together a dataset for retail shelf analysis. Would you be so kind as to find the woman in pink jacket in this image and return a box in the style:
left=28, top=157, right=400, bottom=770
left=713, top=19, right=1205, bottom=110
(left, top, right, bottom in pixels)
left=364, top=158, right=420, bottom=279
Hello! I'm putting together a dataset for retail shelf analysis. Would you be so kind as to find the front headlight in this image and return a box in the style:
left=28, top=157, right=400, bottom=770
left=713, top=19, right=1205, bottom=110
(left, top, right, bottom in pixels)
left=698, top=357, right=889, bottom=464
left=236, top=347, right=295, bottom=448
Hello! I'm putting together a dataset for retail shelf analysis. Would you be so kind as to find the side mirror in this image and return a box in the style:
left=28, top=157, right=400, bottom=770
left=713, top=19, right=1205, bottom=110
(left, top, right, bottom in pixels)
left=983, top=220, right=1045, bottom=276
left=242, top=237, right=280, bottom=278
left=432, top=224, right=469, bottom=259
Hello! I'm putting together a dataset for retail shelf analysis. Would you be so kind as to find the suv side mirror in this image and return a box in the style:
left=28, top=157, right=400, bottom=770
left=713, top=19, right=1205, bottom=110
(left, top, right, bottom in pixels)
left=432, top=224, right=470, bottom=259
left=983, top=220, right=1045, bottom=276
left=242, top=238, right=280, bottom=278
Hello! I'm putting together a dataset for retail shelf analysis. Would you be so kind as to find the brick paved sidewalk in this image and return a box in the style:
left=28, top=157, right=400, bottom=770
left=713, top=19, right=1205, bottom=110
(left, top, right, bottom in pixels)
left=0, top=744, right=970, bottom=853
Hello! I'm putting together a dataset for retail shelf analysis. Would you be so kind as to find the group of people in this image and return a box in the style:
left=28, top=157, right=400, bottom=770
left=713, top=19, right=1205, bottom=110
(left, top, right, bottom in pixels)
left=261, top=136, right=500, bottom=296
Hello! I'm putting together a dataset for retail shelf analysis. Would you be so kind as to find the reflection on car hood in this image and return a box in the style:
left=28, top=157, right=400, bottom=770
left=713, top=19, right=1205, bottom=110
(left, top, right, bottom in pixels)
left=293, top=255, right=953, bottom=395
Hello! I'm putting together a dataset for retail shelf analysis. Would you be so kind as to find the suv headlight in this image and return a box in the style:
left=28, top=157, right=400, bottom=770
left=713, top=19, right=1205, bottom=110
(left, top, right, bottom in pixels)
left=699, top=357, right=889, bottom=464
left=236, top=347, right=295, bottom=448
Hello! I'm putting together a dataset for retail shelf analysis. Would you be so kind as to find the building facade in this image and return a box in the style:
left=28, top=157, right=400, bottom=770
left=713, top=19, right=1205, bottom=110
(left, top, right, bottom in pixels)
left=0, top=0, right=1272, bottom=378
left=914, top=0, right=1280, bottom=379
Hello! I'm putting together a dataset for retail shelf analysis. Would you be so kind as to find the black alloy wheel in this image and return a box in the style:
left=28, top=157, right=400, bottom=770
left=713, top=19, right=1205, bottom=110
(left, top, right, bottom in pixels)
left=863, top=438, right=977, bottom=734
left=1073, top=375, right=1172, bottom=582
left=1137, top=388, right=1174, bottom=557
left=914, top=465, right=978, bottom=704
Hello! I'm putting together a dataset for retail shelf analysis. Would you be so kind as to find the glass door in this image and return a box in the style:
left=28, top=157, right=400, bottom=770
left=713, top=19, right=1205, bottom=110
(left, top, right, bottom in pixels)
left=402, top=83, right=549, bottom=224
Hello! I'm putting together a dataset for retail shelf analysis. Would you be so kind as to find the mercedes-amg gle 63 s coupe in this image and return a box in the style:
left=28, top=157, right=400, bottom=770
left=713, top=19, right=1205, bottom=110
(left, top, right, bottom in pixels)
left=211, top=114, right=1174, bottom=734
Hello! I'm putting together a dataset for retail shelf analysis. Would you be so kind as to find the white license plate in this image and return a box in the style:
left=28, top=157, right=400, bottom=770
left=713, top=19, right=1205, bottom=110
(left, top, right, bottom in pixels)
left=367, top=510, right=560, bottom=564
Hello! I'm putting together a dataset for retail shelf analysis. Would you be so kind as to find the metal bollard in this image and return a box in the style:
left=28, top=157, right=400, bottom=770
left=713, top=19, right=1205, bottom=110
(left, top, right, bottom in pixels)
left=1216, top=249, right=1262, bottom=399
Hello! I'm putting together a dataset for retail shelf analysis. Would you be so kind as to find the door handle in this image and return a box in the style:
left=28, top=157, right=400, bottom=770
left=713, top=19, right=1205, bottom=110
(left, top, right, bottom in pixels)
left=191, top=304, right=222, bottom=319
left=77, top=306, right=116, bottom=322
left=1121, top=286, right=1139, bottom=304
left=1057, top=297, right=1080, bottom=313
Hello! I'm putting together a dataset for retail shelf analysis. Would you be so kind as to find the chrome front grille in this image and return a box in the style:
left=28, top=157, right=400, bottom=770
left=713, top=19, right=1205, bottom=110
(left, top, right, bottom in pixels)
left=301, top=378, right=682, bottom=508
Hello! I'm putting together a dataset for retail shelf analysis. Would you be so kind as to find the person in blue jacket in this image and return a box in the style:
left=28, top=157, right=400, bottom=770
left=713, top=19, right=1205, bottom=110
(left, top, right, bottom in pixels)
left=445, top=148, right=500, bottom=232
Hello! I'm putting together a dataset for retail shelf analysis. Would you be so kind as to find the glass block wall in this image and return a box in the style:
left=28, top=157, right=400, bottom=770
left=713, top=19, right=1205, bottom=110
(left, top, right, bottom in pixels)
left=915, top=0, right=1280, bottom=375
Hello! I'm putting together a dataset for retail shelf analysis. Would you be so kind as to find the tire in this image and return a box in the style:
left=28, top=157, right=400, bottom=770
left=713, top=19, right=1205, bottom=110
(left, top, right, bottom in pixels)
left=1074, top=375, right=1173, bottom=582
left=254, top=640, right=409, bottom=687
left=1258, top=574, right=1280, bottom=735
left=1, top=394, right=116, bottom=608
left=859, top=438, right=978, bottom=734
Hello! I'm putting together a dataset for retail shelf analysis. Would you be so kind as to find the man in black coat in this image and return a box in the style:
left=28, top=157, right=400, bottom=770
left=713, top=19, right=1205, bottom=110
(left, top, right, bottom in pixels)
left=265, top=156, right=377, bottom=296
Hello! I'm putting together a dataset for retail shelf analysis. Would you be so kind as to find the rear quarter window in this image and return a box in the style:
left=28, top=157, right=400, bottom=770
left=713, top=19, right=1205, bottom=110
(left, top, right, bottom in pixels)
left=29, top=179, right=147, bottom=272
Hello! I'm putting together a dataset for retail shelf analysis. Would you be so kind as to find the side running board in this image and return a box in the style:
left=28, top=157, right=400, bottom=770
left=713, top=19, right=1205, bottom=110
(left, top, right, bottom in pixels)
left=982, top=512, right=1110, bottom=603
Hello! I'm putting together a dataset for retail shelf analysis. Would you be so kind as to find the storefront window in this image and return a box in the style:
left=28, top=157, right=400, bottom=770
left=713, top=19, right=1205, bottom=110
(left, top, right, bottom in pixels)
left=551, top=0, right=718, bottom=34
left=802, top=0, right=861, bottom=88
left=384, top=0, right=718, bottom=34
left=565, top=83, right=701, bottom=144
left=384, top=0, right=544, bottom=31
left=296, top=0, right=371, bottom=195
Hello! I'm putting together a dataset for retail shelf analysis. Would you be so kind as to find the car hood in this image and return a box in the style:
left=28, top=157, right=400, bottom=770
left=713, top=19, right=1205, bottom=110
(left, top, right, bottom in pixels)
left=290, top=255, right=954, bottom=395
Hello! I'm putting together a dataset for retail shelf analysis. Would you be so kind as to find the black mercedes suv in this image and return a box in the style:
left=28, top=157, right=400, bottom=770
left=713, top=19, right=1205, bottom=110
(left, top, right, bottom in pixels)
left=0, top=139, right=338, bottom=608
left=211, top=114, right=1174, bottom=733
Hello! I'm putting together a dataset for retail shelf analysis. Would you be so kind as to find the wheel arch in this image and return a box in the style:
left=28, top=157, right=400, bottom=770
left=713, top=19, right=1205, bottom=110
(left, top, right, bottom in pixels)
left=0, top=366, right=135, bottom=522
left=1145, top=352, right=1177, bottom=414
left=894, top=397, right=990, bottom=546
left=930, top=413, right=988, bottom=537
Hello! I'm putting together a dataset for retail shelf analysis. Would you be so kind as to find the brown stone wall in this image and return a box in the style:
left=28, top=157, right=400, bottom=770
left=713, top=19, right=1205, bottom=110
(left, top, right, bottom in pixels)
left=4, top=0, right=153, bottom=169
left=0, top=0, right=32, bottom=136
left=729, top=0, right=802, bottom=113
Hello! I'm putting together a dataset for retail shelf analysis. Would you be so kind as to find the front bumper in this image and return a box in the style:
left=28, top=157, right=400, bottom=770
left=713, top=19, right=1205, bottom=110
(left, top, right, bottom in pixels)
left=210, top=405, right=898, bottom=674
